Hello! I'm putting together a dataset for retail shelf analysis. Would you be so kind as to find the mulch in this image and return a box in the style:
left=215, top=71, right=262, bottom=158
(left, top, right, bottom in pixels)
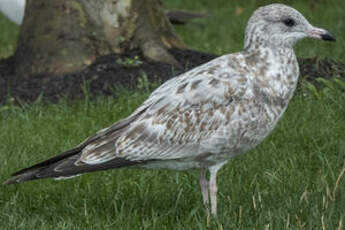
left=0, top=48, right=344, bottom=105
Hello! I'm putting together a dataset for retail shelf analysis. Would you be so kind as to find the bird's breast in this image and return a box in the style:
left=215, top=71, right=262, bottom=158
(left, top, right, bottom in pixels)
left=199, top=98, right=288, bottom=163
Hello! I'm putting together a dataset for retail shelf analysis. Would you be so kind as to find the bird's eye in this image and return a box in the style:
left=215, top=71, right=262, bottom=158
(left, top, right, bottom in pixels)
left=283, top=18, right=296, bottom=27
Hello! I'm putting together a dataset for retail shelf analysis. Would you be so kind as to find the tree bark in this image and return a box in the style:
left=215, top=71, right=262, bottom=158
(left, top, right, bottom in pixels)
left=14, top=0, right=185, bottom=77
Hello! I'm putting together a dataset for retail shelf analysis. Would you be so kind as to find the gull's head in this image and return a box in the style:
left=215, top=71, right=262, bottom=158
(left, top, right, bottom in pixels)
left=243, top=4, right=336, bottom=50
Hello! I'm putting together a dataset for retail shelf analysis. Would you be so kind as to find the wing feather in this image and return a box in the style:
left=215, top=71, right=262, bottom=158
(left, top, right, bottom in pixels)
left=5, top=53, right=256, bottom=184
left=82, top=54, right=252, bottom=164
left=80, top=53, right=253, bottom=164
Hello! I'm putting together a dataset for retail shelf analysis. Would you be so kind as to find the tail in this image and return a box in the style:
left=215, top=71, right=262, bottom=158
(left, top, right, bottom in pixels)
left=3, top=147, right=138, bottom=185
left=4, top=105, right=150, bottom=185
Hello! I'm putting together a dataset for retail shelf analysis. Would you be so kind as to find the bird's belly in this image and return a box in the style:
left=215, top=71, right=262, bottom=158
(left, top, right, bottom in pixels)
left=138, top=159, right=202, bottom=171
left=137, top=102, right=288, bottom=170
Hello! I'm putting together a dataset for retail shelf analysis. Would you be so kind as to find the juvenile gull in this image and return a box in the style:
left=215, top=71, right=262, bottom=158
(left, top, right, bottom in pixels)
left=4, top=4, right=335, bottom=216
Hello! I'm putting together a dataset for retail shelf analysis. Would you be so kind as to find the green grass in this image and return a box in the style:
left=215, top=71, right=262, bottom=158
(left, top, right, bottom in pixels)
left=1, top=0, right=344, bottom=61
left=1, top=0, right=345, bottom=229
left=0, top=12, right=19, bottom=59
left=165, top=0, right=345, bottom=62
left=1, top=84, right=345, bottom=229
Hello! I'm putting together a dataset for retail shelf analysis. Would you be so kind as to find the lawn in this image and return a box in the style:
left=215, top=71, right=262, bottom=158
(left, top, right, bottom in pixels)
left=1, top=0, right=345, bottom=229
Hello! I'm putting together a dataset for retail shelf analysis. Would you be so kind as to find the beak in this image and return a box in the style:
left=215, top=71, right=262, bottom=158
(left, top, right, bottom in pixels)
left=307, top=27, right=336, bottom=42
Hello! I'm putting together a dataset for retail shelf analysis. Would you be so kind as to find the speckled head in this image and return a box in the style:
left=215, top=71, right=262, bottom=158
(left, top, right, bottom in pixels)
left=243, top=4, right=336, bottom=50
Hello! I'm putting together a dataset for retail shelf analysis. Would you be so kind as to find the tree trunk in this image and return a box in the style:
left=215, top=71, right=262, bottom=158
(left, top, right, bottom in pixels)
left=14, top=0, right=185, bottom=77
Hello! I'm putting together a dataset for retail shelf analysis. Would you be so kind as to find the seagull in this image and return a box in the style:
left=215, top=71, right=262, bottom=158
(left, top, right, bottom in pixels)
left=4, top=4, right=335, bottom=217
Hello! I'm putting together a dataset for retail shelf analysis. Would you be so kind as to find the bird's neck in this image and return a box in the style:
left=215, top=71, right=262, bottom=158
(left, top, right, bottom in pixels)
left=244, top=46, right=299, bottom=108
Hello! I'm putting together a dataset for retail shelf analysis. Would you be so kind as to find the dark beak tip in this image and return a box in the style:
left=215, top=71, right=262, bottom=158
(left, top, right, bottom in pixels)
left=321, top=33, right=336, bottom=42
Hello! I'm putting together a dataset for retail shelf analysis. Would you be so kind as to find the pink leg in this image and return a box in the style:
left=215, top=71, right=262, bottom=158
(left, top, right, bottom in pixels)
left=209, top=162, right=227, bottom=216
left=200, top=169, right=209, bottom=215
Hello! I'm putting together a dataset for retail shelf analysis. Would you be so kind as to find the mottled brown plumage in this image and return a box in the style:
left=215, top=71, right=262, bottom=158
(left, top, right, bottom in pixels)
left=4, top=4, right=335, bottom=217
